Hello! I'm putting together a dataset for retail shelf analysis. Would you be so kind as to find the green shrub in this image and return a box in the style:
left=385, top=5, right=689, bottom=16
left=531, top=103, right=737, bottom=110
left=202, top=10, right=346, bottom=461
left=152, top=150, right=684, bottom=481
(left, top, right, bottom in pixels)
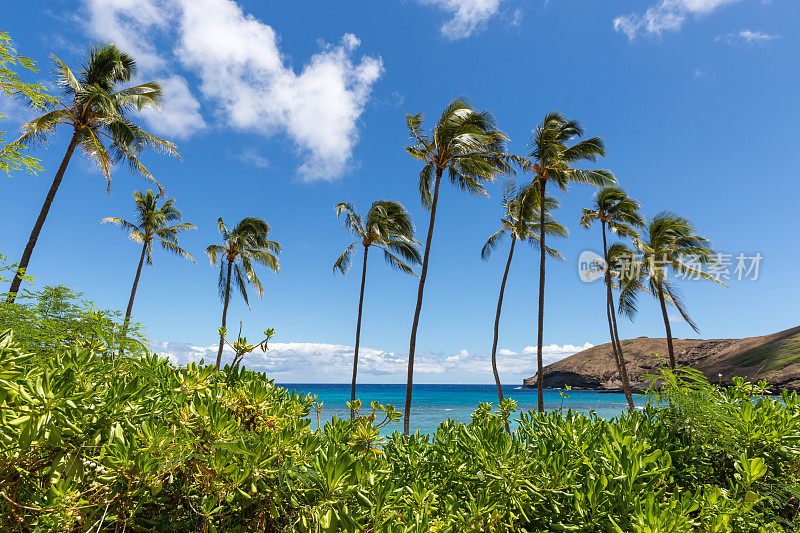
left=1, top=329, right=798, bottom=531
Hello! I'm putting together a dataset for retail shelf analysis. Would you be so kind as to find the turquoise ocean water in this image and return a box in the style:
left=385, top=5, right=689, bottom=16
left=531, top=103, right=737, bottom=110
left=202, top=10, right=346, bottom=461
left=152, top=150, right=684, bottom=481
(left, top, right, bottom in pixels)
left=278, top=383, right=643, bottom=434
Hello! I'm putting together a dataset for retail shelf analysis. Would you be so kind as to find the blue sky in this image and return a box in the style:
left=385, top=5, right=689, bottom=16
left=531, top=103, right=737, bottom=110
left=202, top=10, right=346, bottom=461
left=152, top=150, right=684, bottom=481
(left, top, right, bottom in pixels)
left=1, top=0, right=797, bottom=383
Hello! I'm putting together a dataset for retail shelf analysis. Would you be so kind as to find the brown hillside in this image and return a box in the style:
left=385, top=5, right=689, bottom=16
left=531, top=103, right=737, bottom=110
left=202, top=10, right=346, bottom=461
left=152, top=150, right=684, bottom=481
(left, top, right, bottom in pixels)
left=522, top=325, right=800, bottom=391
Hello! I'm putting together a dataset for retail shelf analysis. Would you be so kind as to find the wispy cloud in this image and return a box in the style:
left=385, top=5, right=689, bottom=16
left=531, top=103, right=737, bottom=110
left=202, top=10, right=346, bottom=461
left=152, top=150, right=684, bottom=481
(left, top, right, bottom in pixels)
left=418, top=0, right=504, bottom=40
left=716, top=29, right=778, bottom=45
left=236, top=148, right=270, bottom=169
left=151, top=340, right=593, bottom=383
left=81, top=0, right=383, bottom=181
left=613, top=0, right=745, bottom=41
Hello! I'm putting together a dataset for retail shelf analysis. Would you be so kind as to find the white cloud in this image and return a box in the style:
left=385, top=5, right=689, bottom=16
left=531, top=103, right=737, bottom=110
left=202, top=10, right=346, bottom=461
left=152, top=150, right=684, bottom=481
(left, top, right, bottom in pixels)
left=150, top=339, right=593, bottom=383
left=716, top=29, right=778, bottom=45
left=237, top=148, right=270, bottom=169
left=613, top=0, right=744, bottom=40
left=419, top=0, right=504, bottom=40
left=81, top=0, right=382, bottom=180
left=522, top=342, right=595, bottom=364
left=498, top=348, right=518, bottom=356
left=509, top=7, right=524, bottom=28
left=142, top=75, right=207, bottom=138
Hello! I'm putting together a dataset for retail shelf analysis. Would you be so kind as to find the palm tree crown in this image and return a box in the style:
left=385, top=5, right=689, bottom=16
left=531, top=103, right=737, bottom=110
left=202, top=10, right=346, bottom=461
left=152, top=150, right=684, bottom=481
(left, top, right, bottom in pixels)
left=333, top=200, right=422, bottom=276
left=636, top=212, right=722, bottom=328
left=206, top=217, right=281, bottom=308
left=406, top=98, right=517, bottom=207
left=579, top=186, right=644, bottom=237
left=482, top=180, right=567, bottom=261
left=526, top=112, right=615, bottom=191
left=103, top=190, right=196, bottom=265
left=14, top=44, right=178, bottom=187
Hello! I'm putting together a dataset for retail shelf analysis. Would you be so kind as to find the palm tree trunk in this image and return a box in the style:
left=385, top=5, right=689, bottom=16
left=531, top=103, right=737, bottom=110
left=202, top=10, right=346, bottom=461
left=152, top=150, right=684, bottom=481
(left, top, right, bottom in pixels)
left=601, top=224, right=634, bottom=411
left=404, top=168, right=443, bottom=435
left=119, top=241, right=148, bottom=353
left=657, top=283, right=676, bottom=369
left=350, top=245, right=369, bottom=419
left=216, top=259, right=233, bottom=370
left=535, top=178, right=547, bottom=412
left=491, top=236, right=515, bottom=434
left=7, top=132, right=80, bottom=303
left=609, top=300, right=635, bottom=411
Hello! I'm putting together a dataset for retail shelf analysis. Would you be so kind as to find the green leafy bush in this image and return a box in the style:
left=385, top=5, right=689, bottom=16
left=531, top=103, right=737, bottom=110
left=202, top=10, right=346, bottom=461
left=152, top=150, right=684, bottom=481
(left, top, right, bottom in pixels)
left=1, top=328, right=798, bottom=531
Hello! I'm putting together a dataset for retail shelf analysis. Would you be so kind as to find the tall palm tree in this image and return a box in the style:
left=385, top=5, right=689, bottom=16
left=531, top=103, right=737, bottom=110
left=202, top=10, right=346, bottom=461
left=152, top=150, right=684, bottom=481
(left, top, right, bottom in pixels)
left=206, top=217, right=281, bottom=370
left=525, top=112, right=614, bottom=411
left=403, top=98, right=516, bottom=435
left=6, top=44, right=179, bottom=302
left=634, top=212, right=725, bottom=369
left=103, top=190, right=196, bottom=340
left=481, top=180, right=565, bottom=412
left=579, top=187, right=643, bottom=411
left=333, top=200, right=421, bottom=419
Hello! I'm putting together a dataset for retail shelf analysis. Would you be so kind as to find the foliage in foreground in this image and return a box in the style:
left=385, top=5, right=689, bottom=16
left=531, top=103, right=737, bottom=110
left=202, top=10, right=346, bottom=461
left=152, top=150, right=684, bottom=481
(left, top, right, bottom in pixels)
left=1, top=333, right=798, bottom=531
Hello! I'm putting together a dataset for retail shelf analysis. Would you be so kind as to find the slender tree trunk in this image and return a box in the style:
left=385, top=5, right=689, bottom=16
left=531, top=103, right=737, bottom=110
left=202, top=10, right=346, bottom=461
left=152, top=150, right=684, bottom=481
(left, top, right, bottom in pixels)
left=601, top=224, right=634, bottom=411
left=609, top=300, right=635, bottom=411
left=350, top=245, right=369, bottom=419
left=119, top=241, right=148, bottom=354
left=7, top=132, right=80, bottom=303
left=216, top=259, right=233, bottom=370
left=657, top=283, right=676, bottom=369
left=404, top=168, right=443, bottom=435
left=491, top=236, right=515, bottom=434
left=535, top=178, right=547, bottom=412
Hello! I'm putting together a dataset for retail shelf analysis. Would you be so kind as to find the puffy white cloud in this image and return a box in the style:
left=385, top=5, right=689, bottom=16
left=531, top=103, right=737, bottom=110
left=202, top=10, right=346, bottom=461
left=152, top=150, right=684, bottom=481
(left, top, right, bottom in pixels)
left=141, top=75, right=207, bottom=139
left=613, top=0, right=744, bottom=40
left=419, top=0, right=504, bottom=40
left=80, top=0, right=382, bottom=180
left=151, top=339, right=592, bottom=382
left=716, top=29, right=779, bottom=45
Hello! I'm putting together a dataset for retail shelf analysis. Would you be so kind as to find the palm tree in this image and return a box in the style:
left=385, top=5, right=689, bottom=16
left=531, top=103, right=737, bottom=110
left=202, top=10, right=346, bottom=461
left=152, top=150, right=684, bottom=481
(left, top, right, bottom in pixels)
left=481, top=180, right=565, bottom=413
left=6, top=44, right=179, bottom=302
left=579, top=187, right=643, bottom=411
left=206, top=217, right=281, bottom=370
left=525, top=112, right=614, bottom=411
left=103, top=190, right=196, bottom=341
left=634, top=212, right=725, bottom=369
left=403, top=98, right=516, bottom=435
left=333, top=200, right=422, bottom=419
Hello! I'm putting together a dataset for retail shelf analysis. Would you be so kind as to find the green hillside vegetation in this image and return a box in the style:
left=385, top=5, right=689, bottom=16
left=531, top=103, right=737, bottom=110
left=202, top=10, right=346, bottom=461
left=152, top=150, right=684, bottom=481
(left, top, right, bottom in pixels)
left=731, top=332, right=800, bottom=372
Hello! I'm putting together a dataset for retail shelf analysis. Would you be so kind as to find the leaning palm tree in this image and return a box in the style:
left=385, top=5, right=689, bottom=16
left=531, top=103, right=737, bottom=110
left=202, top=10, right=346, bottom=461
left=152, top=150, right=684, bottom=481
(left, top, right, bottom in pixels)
left=579, top=187, right=643, bottom=411
left=525, top=112, right=615, bottom=411
left=6, top=44, right=179, bottom=302
left=403, top=98, right=516, bottom=435
left=634, top=212, right=726, bottom=369
left=206, top=217, right=281, bottom=370
left=481, top=180, right=565, bottom=413
left=333, top=200, right=421, bottom=419
left=103, top=190, right=196, bottom=341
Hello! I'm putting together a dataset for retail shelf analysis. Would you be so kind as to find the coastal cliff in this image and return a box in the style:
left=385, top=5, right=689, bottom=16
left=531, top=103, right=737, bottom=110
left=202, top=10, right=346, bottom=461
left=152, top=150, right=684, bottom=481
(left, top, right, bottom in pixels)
left=523, top=325, right=800, bottom=391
